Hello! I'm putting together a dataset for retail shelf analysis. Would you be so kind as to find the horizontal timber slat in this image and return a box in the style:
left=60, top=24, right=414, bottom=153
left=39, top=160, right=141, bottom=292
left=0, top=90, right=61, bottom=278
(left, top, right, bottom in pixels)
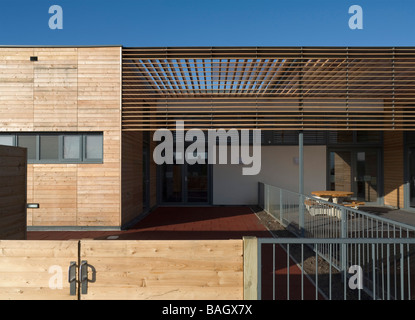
left=122, top=47, right=415, bottom=131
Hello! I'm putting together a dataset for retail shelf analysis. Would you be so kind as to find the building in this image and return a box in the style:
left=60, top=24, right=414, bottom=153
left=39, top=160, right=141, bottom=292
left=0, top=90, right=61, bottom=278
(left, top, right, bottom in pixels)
left=0, top=46, right=413, bottom=230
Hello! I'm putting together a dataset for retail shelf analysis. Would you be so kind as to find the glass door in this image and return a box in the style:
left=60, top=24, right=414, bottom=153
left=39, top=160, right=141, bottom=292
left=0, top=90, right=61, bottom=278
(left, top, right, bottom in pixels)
left=160, top=152, right=210, bottom=204
left=354, top=150, right=378, bottom=203
left=161, top=163, right=183, bottom=203
left=186, top=162, right=209, bottom=203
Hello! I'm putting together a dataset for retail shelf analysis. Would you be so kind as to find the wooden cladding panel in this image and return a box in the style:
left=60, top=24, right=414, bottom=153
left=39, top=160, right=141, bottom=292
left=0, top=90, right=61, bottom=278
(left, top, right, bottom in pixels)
left=0, top=146, right=27, bottom=240
left=334, top=151, right=352, bottom=192
left=121, top=131, right=143, bottom=226
left=384, top=131, right=404, bottom=208
left=33, top=48, right=78, bottom=131
left=149, top=136, right=157, bottom=208
left=122, top=47, right=415, bottom=131
left=26, top=165, right=34, bottom=226
left=0, top=48, right=34, bottom=131
left=0, top=239, right=244, bottom=300
left=0, top=47, right=122, bottom=228
left=0, top=240, right=78, bottom=300
left=80, top=240, right=243, bottom=300
left=77, top=47, right=121, bottom=131
left=77, top=167, right=121, bottom=226
left=31, top=165, right=77, bottom=227
left=77, top=47, right=121, bottom=227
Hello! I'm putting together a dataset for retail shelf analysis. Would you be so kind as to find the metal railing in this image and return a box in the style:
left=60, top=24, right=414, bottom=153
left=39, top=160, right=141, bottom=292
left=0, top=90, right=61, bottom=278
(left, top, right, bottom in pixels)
left=257, top=183, right=415, bottom=299
left=258, top=182, right=415, bottom=242
left=258, top=238, right=415, bottom=300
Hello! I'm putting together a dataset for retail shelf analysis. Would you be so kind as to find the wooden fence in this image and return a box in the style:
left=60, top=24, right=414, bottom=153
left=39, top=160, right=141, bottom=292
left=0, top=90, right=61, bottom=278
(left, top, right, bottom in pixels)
left=0, top=238, right=258, bottom=300
left=0, top=145, right=27, bottom=240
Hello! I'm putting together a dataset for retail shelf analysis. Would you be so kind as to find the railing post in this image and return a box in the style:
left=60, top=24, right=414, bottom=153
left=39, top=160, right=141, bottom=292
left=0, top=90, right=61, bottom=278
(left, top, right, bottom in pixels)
left=243, top=237, right=259, bottom=300
left=280, top=188, right=283, bottom=223
left=298, top=131, right=305, bottom=237
left=340, top=207, right=347, bottom=285
left=299, top=194, right=305, bottom=237
left=265, top=185, right=269, bottom=213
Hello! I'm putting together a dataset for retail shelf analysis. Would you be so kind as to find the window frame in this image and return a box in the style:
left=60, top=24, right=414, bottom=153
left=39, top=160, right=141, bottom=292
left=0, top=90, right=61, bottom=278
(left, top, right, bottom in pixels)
left=0, top=134, right=16, bottom=147
left=38, top=134, right=61, bottom=163
left=0, top=132, right=103, bottom=164
left=62, top=134, right=83, bottom=163
left=83, top=134, right=104, bottom=163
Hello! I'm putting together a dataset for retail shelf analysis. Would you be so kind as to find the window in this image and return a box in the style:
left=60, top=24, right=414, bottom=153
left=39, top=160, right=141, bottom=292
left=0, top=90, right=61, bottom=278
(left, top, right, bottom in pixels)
left=40, top=135, right=59, bottom=161
left=0, top=133, right=103, bottom=164
left=63, top=135, right=81, bottom=160
left=328, top=131, right=382, bottom=145
left=85, top=135, right=103, bottom=161
left=17, top=135, right=37, bottom=161
left=0, top=135, right=14, bottom=146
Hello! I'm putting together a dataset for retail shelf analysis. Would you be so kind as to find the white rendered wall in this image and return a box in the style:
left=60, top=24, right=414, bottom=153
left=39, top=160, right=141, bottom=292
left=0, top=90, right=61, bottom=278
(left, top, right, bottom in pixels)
left=212, top=145, right=327, bottom=205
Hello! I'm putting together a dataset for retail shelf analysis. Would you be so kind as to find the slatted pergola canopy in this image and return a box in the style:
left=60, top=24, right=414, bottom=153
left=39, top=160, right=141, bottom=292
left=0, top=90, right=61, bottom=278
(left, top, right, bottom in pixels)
left=122, top=47, right=415, bottom=131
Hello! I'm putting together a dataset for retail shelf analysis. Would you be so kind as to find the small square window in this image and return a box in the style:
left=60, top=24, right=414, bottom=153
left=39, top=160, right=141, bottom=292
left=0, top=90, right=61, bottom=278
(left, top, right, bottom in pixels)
left=40, top=135, right=59, bottom=161
left=85, top=135, right=103, bottom=161
left=17, top=135, right=37, bottom=160
left=63, top=135, right=81, bottom=160
left=0, top=135, right=14, bottom=146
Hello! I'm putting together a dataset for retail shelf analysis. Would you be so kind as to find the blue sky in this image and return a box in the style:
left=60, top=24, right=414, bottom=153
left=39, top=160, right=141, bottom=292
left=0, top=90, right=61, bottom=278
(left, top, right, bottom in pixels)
left=0, top=0, right=414, bottom=46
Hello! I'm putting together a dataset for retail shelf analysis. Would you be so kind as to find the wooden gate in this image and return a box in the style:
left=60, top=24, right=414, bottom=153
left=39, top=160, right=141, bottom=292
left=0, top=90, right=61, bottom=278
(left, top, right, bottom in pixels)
left=0, top=239, right=245, bottom=300
left=0, top=240, right=78, bottom=300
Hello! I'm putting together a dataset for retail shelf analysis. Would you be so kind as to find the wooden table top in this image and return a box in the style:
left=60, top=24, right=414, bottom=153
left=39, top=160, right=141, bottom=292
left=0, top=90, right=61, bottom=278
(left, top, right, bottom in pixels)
left=311, top=191, right=353, bottom=197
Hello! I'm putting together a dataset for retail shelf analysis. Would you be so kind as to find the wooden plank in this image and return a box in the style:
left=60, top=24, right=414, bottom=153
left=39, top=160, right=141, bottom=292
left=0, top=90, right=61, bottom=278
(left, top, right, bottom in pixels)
left=121, top=131, right=143, bottom=226
left=383, top=131, right=404, bottom=208
left=76, top=47, right=122, bottom=227
left=243, top=237, right=258, bottom=300
left=32, top=165, right=77, bottom=226
left=79, top=240, right=243, bottom=300
left=0, top=146, right=27, bottom=240
left=0, top=240, right=78, bottom=300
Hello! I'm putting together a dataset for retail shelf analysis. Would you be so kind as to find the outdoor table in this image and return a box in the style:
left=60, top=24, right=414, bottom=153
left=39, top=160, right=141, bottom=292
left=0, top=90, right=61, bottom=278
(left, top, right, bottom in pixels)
left=311, top=191, right=353, bottom=204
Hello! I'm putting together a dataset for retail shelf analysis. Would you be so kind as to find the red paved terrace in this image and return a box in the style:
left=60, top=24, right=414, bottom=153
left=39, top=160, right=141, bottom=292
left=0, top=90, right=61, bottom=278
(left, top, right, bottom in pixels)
left=27, top=206, right=272, bottom=240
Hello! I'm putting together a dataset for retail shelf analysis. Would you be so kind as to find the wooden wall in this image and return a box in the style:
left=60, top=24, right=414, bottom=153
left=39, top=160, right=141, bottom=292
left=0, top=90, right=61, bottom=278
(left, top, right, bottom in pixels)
left=0, top=239, right=244, bottom=300
left=149, top=136, right=158, bottom=208
left=0, top=146, right=27, bottom=240
left=333, top=151, right=352, bottom=192
left=0, top=240, right=79, bottom=299
left=0, top=47, right=122, bottom=228
left=121, top=131, right=143, bottom=226
left=384, top=131, right=404, bottom=208
left=80, top=240, right=243, bottom=300
left=121, top=131, right=159, bottom=227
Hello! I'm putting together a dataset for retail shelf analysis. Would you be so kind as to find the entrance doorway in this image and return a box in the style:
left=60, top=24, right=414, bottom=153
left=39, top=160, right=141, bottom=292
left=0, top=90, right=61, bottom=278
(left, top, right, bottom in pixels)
left=329, top=149, right=380, bottom=204
left=160, top=152, right=211, bottom=205
left=408, top=147, right=415, bottom=208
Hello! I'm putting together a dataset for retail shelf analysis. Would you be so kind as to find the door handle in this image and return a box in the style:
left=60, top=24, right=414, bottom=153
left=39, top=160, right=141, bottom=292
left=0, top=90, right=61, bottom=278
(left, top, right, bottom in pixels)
left=68, top=261, right=77, bottom=296
left=80, top=260, right=88, bottom=295
left=79, top=260, right=96, bottom=295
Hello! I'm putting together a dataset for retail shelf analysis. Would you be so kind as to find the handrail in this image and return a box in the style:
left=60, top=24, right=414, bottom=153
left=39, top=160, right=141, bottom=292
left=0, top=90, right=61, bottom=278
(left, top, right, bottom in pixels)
left=259, top=182, right=415, bottom=234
